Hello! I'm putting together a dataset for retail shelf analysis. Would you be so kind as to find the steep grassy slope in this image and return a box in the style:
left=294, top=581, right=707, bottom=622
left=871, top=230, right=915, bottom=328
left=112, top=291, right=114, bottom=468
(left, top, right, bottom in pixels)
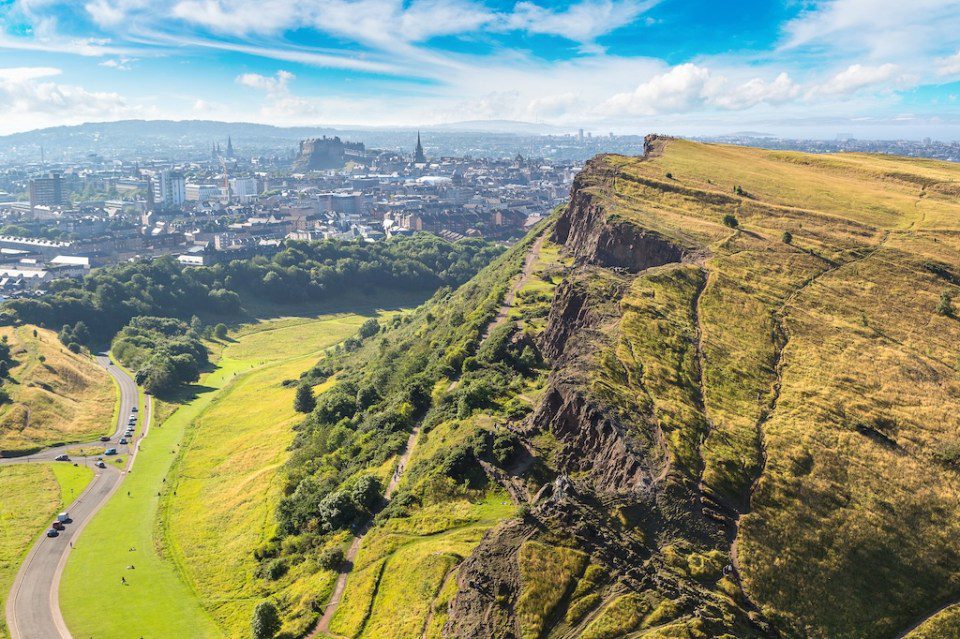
left=0, top=326, right=114, bottom=453
left=270, top=138, right=959, bottom=639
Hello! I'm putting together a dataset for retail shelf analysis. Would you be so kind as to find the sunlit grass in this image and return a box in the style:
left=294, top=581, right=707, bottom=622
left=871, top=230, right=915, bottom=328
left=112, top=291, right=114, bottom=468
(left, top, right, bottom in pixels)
left=0, top=325, right=114, bottom=452
left=0, top=463, right=92, bottom=639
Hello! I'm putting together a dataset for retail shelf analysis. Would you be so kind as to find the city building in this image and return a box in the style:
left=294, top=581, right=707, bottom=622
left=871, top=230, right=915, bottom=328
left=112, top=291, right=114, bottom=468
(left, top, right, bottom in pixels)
left=151, top=170, right=186, bottom=210
left=28, top=172, right=63, bottom=207
left=185, top=183, right=221, bottom=202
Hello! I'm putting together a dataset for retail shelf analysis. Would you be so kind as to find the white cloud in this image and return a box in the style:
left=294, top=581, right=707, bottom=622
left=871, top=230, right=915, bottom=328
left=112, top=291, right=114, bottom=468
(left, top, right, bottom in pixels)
left=938, top=51, right=960, bottom=77
left=781, top=0, right=960, bottom=61
left=595, top=63, right=799, bottom=116
left=0, top=66, right=62, bottom=81
left=98, top=56, right=136, bottom=70
left=0, top=66, right=145, bottom=134
left=236, top=70, right=294, bottom=95
left=809, top=63, right=906, bottom=97
left=84, top=0, right=149, bottom=27
left=598, top=63, right=716, bottom=116
left=504, top=0, right=656, bottom=43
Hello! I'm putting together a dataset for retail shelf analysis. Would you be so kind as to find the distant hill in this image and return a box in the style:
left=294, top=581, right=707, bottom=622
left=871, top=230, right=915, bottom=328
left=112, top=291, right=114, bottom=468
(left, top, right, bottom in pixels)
left=0, top=119, right=576, bottom=162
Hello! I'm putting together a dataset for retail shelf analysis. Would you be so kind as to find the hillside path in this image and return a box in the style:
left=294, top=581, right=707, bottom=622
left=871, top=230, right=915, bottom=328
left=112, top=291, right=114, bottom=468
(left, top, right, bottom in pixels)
left=5, top=355, right=149, bottom=639
left=311, top=425, right=420, bottom=638
left=482, top=233, right=546, bottom=340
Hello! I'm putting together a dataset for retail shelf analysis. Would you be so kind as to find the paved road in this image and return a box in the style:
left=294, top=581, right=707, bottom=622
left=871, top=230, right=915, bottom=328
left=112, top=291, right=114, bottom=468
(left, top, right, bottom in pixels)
left=4, top=353, right=148, bottom=639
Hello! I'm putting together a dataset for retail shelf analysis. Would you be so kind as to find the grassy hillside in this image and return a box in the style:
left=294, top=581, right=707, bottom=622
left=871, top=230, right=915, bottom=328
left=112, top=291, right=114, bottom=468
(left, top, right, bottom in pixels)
left=263, top=138, right=960, bottom=639
left=162, top=311, right=402, bottom=638
left=547, top=138, right=960, bottom=638
left=0, top=326, right=114, bottom=453
left=0, top=463, right=92, bottom=639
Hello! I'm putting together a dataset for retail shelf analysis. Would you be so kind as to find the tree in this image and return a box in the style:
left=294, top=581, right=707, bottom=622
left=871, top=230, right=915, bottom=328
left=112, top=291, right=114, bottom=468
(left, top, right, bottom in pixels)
left=213, top=323, right=228, bottom=339
left=293, top=384, right=316, bottom=413
left=251, top=600, right=281, bottom=639
left=351, top=475, right=382, bottom=512
left=781, top=231, right=793, bottom=244
left=722, top=214, right=739, bottom=229
left=72, top=321, right=90, bottom=345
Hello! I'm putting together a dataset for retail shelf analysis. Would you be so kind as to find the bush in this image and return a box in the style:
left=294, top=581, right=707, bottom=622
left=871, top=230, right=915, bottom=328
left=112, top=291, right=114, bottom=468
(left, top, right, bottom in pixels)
left=781, top=231, right=793, bottom=244
left=265, top=558, right=288, bottom=580
left=318, top=546, right=344, bottom=570
left=214, top=323, right=229, bottom=339
left=251, top=600, right=282, bottom=639
left=937, top=290, right=955, bottom=317
left=722, top=214, right=739, bottom=229
left=358, top=318, right=380, bottom=339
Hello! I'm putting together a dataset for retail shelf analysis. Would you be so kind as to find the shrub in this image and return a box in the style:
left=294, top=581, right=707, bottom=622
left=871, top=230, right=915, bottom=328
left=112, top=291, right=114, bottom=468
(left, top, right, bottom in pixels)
left=265, top=558, right=288, bottom=580
left=937, top=290, right=955, bottom=317
left=358, top=318, right=380, bottom=339
left=722, top=214, right=739, bottom=229
left=251, top=600, right=282, bottom=639
left=318, top=546, right=344, bottom=570
left=781, top=231, right=793, bottom=244
left=213, top=323, right=229, bottom=339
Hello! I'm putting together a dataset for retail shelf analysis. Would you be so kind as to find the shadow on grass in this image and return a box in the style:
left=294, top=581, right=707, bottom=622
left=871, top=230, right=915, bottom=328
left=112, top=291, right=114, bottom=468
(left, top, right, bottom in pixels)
left=156, top=382, right=219, bottom=405
left=198, top=288, right=432, bottom=330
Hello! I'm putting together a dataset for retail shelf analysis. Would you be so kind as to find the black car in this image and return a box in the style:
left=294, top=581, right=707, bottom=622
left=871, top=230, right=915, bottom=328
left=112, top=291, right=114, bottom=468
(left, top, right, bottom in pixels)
left=100, top=436, right=111, bottom=442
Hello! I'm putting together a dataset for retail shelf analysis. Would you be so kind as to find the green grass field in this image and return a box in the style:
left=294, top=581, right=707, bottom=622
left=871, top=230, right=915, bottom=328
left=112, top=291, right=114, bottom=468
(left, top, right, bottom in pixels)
left=162, top=311, right=401, bottom=638
left=0, top=463, right=92, bottom=639
left=60, top=308, right=407, bottom=639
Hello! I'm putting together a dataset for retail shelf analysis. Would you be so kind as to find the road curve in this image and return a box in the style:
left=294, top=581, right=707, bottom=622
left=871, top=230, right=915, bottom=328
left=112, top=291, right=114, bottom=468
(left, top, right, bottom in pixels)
left=5, top=353, right=147, bottom=639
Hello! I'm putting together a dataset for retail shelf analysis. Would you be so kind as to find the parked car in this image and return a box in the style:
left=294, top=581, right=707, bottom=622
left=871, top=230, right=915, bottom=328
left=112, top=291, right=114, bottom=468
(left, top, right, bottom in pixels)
left=105, top=448, right=118, bottom=456
left=131, top=406, right=138, bottom=413
left=54, top=454, right=69, bottom=462
left=52, top=521, right=65, bottom=531
left=95, top=461, right=106, bottom=468
left=100, top=436, right=111, bottom=442
left=46, top=529, right=59, bottom=538
left=57, top=512, right=70, bottom=523
left=119, top=438, right=128, bottom=445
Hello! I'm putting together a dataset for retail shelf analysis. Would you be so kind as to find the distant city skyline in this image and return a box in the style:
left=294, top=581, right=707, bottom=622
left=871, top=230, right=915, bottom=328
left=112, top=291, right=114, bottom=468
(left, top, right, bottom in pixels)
left=1, top=0, right=959, bottom=138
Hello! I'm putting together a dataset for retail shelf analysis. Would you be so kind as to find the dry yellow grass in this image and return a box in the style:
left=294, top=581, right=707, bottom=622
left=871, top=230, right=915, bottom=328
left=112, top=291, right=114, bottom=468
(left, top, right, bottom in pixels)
left=516, top=541, right=588, bottom=639
left=596, top=140, right=960, bottom=638
left=0, top=325, right=114, bottom=453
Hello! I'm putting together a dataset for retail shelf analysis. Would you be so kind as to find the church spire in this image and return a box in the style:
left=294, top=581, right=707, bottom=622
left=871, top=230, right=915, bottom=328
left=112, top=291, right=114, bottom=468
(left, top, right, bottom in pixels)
left=226, top=135, right=234, bottom=158
left=414, top=131, right=426, bottom=164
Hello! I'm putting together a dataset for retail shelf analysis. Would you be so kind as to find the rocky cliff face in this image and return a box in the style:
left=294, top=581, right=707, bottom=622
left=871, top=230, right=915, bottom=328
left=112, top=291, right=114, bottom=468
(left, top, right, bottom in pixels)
left=445, top=156, right=769, bottom=639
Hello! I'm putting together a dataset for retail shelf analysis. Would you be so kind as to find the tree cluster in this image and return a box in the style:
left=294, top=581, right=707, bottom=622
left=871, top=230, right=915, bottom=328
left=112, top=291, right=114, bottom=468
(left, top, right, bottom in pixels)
left=113, top=316, right=208, bottom=396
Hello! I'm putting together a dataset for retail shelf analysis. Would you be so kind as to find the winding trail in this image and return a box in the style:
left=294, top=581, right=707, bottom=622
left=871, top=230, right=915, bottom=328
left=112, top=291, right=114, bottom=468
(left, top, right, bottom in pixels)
left=4, top=354, right=148, bottom=639
left=482, top=234, right=546, bottom=341
left=311, top=426, right=420, bottom=638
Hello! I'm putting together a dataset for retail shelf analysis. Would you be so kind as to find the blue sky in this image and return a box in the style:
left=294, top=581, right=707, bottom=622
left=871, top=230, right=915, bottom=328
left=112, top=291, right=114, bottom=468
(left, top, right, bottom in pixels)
left=0, top=0, right=959, bottom=137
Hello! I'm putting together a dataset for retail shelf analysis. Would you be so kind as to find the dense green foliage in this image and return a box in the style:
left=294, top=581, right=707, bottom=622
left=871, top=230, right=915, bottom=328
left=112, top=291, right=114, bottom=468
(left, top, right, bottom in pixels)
left=269, top=232, right=544, bottom=563
left=0, top=235, right=504, bottom=344
left=112, top=316, right=208, bottom=396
